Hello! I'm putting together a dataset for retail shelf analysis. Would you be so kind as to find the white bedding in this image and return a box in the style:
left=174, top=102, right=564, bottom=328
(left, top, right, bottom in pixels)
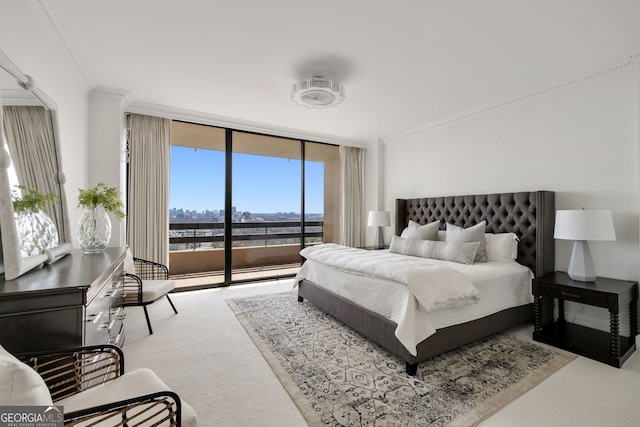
left=294, top=248, right=533, bottom=356
left=299, top=244, right=480, bottom=312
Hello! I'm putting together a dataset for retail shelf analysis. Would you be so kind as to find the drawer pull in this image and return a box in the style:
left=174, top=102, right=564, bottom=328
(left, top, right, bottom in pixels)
left=86, top=311, right=103, bottom=323
left=109, top=331, right=124, bottom=346
left=98, top=320, right=115, bottom=330
left=561, top=291, right=581, bottom=299
left=98, top=320, right=110, bottom=330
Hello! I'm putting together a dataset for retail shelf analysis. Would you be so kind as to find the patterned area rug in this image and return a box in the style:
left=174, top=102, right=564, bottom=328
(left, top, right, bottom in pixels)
left=227, top=292, right=575, bottom=426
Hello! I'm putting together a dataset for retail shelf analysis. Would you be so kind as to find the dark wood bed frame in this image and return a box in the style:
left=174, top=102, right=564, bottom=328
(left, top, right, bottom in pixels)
left=298, top=191, right=555, bottom=375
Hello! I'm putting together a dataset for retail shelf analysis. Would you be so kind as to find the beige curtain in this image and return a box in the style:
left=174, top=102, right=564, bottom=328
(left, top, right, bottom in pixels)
left=2, top=106, right=66, bottom=241
left=339, top=146, right=365, bottom=247
left=127, top=113, right=171, bottom=265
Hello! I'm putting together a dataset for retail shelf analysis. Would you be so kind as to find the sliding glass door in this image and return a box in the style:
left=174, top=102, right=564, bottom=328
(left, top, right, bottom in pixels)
left=169, top=122, right=226, bottom=286
left=168, top=121, right=340, bottom=288
left=231, top=131, right=302, bottom=282
left=305, top=142, right=339, bottom=245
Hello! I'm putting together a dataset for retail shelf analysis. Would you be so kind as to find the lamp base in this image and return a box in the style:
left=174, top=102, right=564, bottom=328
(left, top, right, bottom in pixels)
left=373, top=227, right=385, bottom=250
left=567, top=240, right=597, bottom=282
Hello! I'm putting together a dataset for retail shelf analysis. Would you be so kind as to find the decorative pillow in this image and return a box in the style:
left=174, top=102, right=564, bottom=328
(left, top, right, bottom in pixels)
left=389, top=235, right=480, bottom=265
left=0, top=345, right=53, bottom=405
left=399, top=220, right=440, bottom=241
left=485, top=232, right=519, bottom=262
left=446, top=221, right=487, bottom=262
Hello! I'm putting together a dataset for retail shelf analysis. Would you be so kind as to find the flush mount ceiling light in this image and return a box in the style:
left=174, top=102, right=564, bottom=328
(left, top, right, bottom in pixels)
left=291, top=76, right=345, bottom=108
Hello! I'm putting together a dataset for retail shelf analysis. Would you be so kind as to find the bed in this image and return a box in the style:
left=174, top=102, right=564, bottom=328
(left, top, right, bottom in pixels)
left=296, top=191, right=555, bottom=375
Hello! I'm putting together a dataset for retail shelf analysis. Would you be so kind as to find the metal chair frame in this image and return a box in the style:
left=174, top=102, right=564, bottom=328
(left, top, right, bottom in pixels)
left=122, top=257, right=178, bottom=334
left=16, top=344, right=182, bottom=426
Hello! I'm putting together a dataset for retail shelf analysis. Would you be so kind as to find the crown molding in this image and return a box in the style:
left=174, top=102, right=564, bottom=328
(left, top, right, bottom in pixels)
left=384, top=59, right=635, bottom=144
left=0, top=89, right=41, bottom=106
left=125, top=101, right=368, bottom=148
left=615, top=46, right=640, bottom=63
left=92, top=86, right=130, bottom=99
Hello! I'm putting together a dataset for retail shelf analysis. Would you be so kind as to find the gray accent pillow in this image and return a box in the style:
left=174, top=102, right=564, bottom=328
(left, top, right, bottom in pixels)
left=389, top=235, right=480, bottom=265
left=399, top=220, right=440, bottom=240
left=446, top=221, right=487, bottom=262
left=484, top=232, right=519, bottom=262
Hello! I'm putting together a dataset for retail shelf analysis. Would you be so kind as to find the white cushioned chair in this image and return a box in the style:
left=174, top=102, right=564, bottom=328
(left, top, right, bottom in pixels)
left=0, top=343, right=197, bottom=426
left=122, top=248, right=178, bottom=334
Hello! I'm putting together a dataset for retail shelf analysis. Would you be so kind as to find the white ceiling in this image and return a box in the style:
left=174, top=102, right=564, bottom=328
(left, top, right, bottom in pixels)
left=30, top=1, right=640, bottom=144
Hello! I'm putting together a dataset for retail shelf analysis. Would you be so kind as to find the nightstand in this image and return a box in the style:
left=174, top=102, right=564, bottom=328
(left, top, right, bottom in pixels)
left=532, top=272, right=638, bottom=368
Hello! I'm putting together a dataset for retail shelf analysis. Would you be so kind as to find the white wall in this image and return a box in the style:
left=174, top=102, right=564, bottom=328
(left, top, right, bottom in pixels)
left=88, top=88, right=129, bottom=246
left=375, top=65, right=639, bottom=282
left=0, top=1, right=91, bottom=245
left=369, top=65, right=639, bottom=334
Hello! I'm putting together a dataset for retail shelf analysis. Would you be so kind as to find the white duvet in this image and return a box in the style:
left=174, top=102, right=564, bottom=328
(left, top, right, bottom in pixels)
left=295, top=244, right=533, bottom=356
left=299, top=244, right=480, bottom=312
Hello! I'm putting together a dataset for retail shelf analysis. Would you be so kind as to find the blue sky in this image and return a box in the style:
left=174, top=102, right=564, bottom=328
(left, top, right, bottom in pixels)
left=170, top=147, right=324, bottom=213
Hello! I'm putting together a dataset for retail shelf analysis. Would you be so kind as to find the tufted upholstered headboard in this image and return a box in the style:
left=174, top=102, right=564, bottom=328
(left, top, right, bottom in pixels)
left=395, top=191, right=555, bottom=278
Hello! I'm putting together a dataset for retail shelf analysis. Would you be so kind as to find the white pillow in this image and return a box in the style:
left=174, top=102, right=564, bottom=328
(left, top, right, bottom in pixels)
left=484, top=232, right=519, bottom=262
left=389, top=235, right=480, bottom=265
left=400, top=220, right=440, bottom=240
left=0, top=345, right=53, bottom=405
left=446, top=221, right=487, bottom=262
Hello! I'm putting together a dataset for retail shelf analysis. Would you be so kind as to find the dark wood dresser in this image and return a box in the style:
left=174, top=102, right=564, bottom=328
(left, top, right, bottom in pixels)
left=0, top=247, right=126, bottom=353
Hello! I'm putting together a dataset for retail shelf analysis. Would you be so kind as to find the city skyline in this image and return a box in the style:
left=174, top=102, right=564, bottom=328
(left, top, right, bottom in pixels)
left=169, top=207, right=322, bottom=216
left=169, top=146, right=325, bottom=214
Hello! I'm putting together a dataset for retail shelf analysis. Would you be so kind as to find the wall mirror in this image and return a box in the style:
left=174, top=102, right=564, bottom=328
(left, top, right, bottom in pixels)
left=0, top=48, right=72, bottom=280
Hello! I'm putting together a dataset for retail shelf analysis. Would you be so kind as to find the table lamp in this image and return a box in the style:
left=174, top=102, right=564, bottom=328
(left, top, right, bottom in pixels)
left=554, top=209, right=616, bottom=281
left=367, top=210, right=390, bottom=250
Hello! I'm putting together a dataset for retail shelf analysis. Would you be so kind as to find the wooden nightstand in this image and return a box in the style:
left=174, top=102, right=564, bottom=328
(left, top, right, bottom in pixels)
left=532, top=272, right=638, bottom=368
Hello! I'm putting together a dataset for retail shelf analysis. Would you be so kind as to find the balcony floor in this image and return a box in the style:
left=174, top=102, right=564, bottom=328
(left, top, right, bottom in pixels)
left=171, top=263, right=301, bottom=289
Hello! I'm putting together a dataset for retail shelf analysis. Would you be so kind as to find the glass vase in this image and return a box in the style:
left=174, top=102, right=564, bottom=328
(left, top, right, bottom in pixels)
left=15, top=209, right=60, bottom=257
left=78, top=205, right=111, bottom=254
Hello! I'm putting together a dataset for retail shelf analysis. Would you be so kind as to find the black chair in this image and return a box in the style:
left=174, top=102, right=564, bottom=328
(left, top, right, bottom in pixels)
left=2, top=344, right=197, bottom=426
left=122, top=249, right=178, bottom=334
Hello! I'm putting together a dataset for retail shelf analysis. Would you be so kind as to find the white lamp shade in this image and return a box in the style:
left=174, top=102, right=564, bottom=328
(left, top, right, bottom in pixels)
left=554, top=210, right=616, bottom=241
left=367, top=211, right=390, bottom=227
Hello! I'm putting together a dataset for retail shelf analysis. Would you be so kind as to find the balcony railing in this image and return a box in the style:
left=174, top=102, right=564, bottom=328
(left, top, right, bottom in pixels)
left=169, top=221, right=324, bottom=250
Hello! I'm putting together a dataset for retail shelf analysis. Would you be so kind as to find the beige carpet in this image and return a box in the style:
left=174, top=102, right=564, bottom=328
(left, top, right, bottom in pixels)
left=228, top=291, right=576, bottom=426
left=121, top=282, right=308, bottom=426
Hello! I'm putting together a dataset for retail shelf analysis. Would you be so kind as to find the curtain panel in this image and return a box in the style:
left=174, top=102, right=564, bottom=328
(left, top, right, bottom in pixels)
left=127, top=113, right=171, bottom=266
left=339, top=146, right=364, bottom=247
left=2, top=106, right=65, bottom=241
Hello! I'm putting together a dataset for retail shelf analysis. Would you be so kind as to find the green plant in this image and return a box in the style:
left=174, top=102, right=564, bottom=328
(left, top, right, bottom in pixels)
left=12, top=185, right=57, bottom=214
left=78, top=182, right=125, bottom=219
